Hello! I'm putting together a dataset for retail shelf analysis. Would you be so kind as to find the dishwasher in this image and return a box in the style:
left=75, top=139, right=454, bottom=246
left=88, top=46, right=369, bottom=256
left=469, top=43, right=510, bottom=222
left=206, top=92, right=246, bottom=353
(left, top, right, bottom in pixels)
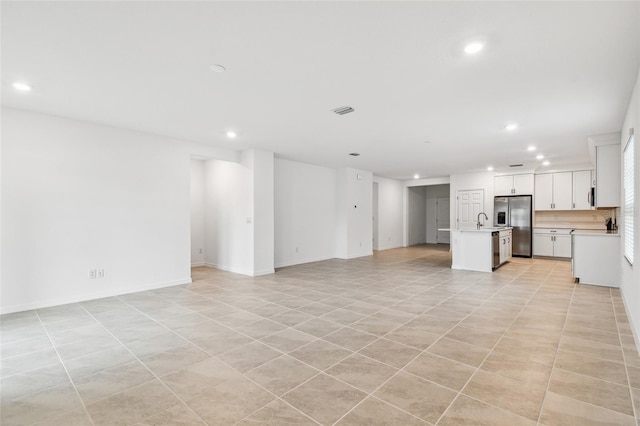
left=492, top=231, right=500, bottom=270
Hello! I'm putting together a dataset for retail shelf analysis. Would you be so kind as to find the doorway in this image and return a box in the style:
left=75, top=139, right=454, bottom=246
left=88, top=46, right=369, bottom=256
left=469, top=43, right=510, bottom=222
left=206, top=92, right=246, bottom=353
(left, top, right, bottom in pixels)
left=407, top=184, right=450, bottom=246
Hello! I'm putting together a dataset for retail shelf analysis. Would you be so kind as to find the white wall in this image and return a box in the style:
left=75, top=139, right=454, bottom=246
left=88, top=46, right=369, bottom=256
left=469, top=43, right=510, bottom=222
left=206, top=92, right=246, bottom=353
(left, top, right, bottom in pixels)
left=203, top=158, right=253, bottom=275
left=407, top=186, right=427, bottom=246
left=373, top=176, right=404, bottom=251
left=245, top=150, right=275, bottom=276
left=1, top=108, right=237, bottom=314
left=274, top=159, right=337, bottom=268
left=449, top=171, right=495, bottom=230
left=620, top=68, right=640, bottom=350
left=190, top=159, right=205, bottom=266
left=336, top=168, right=373, bottom=259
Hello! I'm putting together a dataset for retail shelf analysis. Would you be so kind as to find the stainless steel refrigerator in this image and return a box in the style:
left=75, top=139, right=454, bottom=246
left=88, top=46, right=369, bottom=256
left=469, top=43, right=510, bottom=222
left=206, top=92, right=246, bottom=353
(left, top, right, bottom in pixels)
left=494, top=195, right=532, bottom=258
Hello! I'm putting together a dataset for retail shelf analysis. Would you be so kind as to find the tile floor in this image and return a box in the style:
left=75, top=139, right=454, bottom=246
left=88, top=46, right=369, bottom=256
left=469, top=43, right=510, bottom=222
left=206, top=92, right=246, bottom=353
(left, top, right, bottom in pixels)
left=1, top=245, right=639, bottom=425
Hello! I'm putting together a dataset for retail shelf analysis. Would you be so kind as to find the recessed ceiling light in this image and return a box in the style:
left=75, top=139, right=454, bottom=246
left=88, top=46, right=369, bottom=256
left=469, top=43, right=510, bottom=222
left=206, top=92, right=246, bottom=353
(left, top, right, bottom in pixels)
left=226, top=131, right=237, bottom=139
left=542, top=160, right=550, bottom=166
left=464, top=42, right=485, bottom=55
left=414, top=174, right=420, bottom=179
left=504, top=123, right=519, bottom=131
left=487, top=166, right=494, bottom=171
left=527, top=146, right=536, bottom=152
left=13, top=82, right=32, bottom=91
left=210, top=64, right=226, bottom=73
left=536, top=154, right=544, bottom=160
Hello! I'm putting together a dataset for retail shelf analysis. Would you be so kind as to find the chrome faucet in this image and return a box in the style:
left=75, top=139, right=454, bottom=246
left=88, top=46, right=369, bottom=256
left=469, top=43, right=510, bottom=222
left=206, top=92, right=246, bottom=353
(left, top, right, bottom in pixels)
left=477, top=212, right=488, bottom=229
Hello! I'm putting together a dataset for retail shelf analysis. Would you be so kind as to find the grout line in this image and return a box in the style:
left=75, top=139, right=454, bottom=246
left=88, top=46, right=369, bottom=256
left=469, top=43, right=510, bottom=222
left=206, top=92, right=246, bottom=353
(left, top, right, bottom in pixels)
left=610, top=287, right=640, bottom=426
left=32, top=310, right=96, bottom=426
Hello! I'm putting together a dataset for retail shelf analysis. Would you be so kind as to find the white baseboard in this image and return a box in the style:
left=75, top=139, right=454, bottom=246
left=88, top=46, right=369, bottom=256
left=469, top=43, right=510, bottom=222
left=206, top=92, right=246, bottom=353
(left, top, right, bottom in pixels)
left=0, top=277, right=192, bottom=315
left=275, top=254, right=335, bottom=269
left=620, top=285, right=640, bottom=357
left=191, top=262, right=206, bottom=267
left=205, top=262, right=274, bottom=277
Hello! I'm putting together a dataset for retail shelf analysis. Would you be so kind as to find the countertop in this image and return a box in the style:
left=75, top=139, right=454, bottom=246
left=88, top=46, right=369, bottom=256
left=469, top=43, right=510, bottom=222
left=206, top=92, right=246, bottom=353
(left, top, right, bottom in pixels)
left=457, top=227, right=512, bottom=233
left=572, top=229, right=620, bottom=237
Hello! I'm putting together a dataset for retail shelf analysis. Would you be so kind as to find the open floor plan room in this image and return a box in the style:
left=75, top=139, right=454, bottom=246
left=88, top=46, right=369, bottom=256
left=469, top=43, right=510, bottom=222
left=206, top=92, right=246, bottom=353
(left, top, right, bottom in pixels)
left=1, top=246, right=638, bottom=425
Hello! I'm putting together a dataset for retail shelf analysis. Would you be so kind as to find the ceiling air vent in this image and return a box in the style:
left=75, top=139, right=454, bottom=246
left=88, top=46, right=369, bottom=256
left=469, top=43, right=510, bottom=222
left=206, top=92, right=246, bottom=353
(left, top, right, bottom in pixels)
left=509, top=164, right=524, bottom=168
left=332, top=106, right=355, bottom=115
left=349, top=153, right=360, bottom=156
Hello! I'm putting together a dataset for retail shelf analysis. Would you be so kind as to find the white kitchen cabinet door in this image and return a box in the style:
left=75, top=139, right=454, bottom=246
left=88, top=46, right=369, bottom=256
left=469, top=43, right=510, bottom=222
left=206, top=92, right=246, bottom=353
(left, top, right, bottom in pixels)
left=595, top=144, right=621, bottom=208
left=553, top=172, right=573, bottom=210
left=572, top=170, right=592, bottom=210
left=554, top=235, right=572, bottom=258
left=533, top=234, right=554, bottom=256
left=535, top=174, right=553, bottom=211
left=494, top=176, right=514, bottom=196
left=513, top=174, right=534, bottom=195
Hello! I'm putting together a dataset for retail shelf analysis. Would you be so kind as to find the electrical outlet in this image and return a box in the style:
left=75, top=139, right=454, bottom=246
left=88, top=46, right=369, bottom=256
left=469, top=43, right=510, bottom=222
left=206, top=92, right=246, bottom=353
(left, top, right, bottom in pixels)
left=97, top=269, right=105, bottom=278
left=89, top=269, right=97, bottom=279
left=198, top=248, right=203, bottom=254
left=295, top=247, right=299, bottom=253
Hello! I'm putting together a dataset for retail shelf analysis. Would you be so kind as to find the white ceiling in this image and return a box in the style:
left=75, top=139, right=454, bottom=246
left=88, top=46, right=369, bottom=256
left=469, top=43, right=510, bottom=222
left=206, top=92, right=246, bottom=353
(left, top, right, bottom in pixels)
left=2, top=1, right=639, bottom=179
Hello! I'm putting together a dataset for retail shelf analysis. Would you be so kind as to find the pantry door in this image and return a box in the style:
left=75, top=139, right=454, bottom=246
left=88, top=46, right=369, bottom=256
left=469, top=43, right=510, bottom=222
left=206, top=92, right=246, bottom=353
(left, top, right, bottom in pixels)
left=456, top=190, right=484, bottom=229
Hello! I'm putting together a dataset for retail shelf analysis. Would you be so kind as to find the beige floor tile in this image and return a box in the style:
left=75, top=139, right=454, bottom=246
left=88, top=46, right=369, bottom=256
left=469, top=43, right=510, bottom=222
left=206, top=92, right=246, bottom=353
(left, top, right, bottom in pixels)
left=289, top=339, right=352, bottom=370
left=383, top=324, right=441, bottom=350
left=373, top=371, right=457, bottom=423
left=32, top=408, right=94, bottom=426
left=540, top=391, right=636, bottom=426
left=0, top=362, right=70, bottom=403
left=336, top=396, right=427, bottom=425
left=245, top=355, right=319, bottom=396
left=293, top=318, right=343, bottom=338
left=87, top=379, right=180, bottom=426
left=236, top=399, right=317, bottom=425
left=427, top=337, right=490, bottom=367
left=555, top=350, right=628, bottom=385
left=439, top=394, right=536, bottom=426
left=480, top=351, right=552, bottom=389
left=187, top=376, right=275, bottom=424
left=358, top=338, right=421, bottom=369
left=326, top=353, right=397, bottom=393
left=1, top=246, right=637, bottom=426
left=260, top=328, right=317, bottom=353
left=141, top=344, right=210, bottom=377
left=0, top=383, right=84, bottom=425
left=322, top=327, right=379, bottom=351
left=137, top=402, right=205, bottom=425
left=462, top=369, right=546, bottom=420
left=283, top=373, right=366, bottom=425
left=445, top=325, right=502, bottom=350
left=75, top=360, right=154, bottom=404
left=548, top=367, right=634, bottom=416
left=404, top=352, right=476, bottom=391
left=161, top=357, right=242, bottom=400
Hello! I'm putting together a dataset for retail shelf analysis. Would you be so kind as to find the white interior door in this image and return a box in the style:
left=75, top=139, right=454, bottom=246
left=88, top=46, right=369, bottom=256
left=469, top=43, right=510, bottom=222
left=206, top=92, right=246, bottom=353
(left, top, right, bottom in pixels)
left=436, top=197, right=450, bottom=243
left=457, top=190, right=484, bottom=229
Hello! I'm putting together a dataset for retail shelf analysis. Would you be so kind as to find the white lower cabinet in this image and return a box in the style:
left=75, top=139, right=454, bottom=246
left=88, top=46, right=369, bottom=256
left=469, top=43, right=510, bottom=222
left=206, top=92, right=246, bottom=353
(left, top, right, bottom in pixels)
left=533, top=228, right=572, bottom=258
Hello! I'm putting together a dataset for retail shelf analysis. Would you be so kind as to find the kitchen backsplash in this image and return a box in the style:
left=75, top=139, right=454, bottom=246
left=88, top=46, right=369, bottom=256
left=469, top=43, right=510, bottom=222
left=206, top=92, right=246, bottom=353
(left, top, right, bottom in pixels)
left=534, top=209, right=618, bottom=230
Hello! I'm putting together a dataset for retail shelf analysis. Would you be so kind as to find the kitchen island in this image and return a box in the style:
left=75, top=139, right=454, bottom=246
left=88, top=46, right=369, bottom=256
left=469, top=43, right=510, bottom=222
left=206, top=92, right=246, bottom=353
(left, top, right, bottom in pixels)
left=451, top=227, right=512, bottom=272
left=572, top=229, right=621, bottom=287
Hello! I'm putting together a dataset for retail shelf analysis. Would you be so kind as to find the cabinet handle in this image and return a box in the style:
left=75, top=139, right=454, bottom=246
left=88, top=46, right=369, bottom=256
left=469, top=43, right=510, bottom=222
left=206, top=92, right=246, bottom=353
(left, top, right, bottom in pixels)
left=573, top=202, right=575, bottom=209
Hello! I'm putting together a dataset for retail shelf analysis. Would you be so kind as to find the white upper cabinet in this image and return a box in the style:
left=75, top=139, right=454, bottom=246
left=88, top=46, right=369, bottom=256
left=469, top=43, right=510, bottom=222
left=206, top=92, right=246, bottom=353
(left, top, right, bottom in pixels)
left=534, top=172, right=572, bottom=211
left=595, top=144, right=621, bottom=207
left=534, top=174, right=554, bottom=210
left=553, top=172, right=573, bottom=210
left=494, top=174, right=534, bottom=196
left=572, top=170, right=592, bottom=210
